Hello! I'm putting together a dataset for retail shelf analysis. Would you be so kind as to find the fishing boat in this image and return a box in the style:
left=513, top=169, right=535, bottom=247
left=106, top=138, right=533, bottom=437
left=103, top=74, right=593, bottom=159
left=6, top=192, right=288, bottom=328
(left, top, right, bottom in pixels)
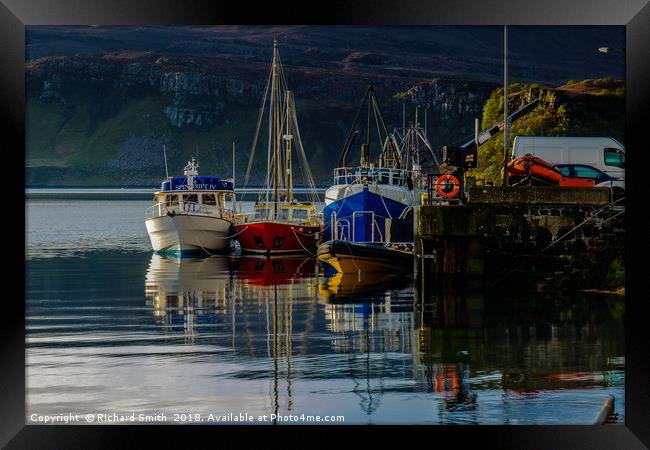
left=317, top=240, right=413, bottom=274
left=318, top=86, right=437, bottom=273
left=145, top=157, right=236, bottom=256
left=322, top=84, right=415, bottom=244
left=234, top=41, right=322, bottom=255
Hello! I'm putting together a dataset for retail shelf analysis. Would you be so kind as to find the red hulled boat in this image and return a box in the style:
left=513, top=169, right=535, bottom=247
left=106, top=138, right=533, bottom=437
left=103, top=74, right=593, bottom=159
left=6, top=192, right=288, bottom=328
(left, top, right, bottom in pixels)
left=234, top=41, right=322, bottom=255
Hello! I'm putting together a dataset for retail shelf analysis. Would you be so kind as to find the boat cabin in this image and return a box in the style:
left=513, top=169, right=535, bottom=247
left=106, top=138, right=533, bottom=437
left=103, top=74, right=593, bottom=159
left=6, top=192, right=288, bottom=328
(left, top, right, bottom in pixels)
left=145, top=158, right=235, bottom=221
left=237, top=201, right=321, bottom=226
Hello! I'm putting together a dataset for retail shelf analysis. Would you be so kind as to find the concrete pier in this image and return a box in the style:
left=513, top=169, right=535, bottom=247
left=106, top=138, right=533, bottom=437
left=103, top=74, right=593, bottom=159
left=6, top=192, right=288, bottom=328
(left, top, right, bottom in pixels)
left=415, top=185, right=623, bottom=291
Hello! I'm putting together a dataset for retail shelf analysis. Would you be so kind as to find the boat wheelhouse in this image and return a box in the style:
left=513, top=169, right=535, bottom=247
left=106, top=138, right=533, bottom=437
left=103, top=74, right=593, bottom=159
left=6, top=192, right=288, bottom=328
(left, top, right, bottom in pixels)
left=145, top=158, right=236, bottom=256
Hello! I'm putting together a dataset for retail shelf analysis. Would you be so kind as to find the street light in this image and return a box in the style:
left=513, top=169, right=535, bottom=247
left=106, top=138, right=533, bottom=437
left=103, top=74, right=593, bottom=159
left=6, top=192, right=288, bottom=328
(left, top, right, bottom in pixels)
left=598, top=46, right=625, bottom=54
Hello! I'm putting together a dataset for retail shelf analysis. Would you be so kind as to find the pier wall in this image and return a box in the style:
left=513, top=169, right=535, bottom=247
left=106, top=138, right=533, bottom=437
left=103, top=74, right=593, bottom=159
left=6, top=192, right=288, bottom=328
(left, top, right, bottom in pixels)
left=415, top=186, right=624, bottom=292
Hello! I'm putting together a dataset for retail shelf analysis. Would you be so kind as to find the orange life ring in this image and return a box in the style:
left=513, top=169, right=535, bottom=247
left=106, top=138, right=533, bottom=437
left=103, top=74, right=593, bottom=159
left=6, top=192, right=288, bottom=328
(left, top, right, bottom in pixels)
left=435, top=174, right=460, bottom=199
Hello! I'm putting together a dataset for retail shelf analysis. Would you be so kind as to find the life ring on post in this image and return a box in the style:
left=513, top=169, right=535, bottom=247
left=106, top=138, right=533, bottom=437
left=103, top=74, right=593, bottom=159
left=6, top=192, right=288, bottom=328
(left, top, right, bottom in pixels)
left=435, top=174, right=460, bottom=199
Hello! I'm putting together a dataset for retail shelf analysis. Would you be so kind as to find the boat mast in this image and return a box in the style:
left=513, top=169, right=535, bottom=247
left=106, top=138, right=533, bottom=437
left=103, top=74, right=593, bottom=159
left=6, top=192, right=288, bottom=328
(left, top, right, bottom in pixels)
left=272, top=40, right=280, bottom=218
left=285, top=90, right=293, bottom=203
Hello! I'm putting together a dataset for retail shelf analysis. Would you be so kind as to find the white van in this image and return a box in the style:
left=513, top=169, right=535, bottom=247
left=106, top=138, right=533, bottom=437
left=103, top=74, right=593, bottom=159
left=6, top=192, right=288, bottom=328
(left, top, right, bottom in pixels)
left=511, top=136, right=625, bottom=183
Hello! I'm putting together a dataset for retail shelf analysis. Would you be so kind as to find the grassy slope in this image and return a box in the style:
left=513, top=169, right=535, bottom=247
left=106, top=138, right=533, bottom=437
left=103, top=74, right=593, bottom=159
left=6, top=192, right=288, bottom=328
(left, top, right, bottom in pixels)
left=471, top=78, right=624, bottom=183
left=26, top=78, right=624, bottom=186
left=26, top=95, right=355, bottom=185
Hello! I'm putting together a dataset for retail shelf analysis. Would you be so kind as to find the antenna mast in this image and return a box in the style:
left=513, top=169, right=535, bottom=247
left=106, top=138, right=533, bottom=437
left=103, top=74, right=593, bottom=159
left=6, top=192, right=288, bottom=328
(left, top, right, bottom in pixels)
left=285, top=91, right=293, bottom=203
left=163, top=144, right=169, bottom=179
left=272, top=40, right=280, bottom=218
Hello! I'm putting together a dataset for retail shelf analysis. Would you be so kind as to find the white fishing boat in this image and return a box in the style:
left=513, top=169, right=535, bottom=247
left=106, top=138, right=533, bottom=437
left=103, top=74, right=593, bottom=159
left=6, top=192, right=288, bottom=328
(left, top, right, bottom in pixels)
left=145, top=157, right=236, bottom=256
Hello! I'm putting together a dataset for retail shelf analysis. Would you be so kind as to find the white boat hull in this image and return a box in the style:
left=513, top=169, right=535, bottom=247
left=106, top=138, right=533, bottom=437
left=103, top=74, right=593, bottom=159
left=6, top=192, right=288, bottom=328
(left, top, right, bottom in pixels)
left=145, top=213, right=233, bottom=255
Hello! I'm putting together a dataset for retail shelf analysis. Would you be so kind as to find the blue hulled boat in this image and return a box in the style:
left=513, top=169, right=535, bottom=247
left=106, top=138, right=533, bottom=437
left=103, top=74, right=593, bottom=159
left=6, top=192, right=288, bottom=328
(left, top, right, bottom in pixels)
left=322, top=84, right=420, bottom=244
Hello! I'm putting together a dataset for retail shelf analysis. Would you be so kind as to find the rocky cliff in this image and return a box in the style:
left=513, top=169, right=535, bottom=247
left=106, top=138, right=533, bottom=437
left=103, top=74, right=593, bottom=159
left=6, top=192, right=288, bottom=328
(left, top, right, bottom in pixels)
left=25, top=26, right=624, bottom=186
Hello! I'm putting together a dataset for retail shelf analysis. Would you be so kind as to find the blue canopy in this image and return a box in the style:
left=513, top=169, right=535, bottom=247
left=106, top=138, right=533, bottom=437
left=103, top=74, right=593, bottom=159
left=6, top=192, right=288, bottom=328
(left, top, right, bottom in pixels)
left=161, top=176, right=234, bottom=192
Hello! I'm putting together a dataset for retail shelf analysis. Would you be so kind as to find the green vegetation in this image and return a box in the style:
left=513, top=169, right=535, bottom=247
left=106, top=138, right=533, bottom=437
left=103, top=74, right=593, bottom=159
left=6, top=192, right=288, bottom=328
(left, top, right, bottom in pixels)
left=26, top=77, right=624, bottom=186
left=470, top=78, right=624, bottom=183
left=603, top=257, right=625, bottom=295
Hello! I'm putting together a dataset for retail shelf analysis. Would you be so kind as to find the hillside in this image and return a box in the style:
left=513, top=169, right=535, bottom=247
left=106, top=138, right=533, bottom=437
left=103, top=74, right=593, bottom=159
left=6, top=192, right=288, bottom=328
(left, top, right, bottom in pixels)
left=25, top=26, right=624, bottom=186
left=470, top=78, right=625, bottom=183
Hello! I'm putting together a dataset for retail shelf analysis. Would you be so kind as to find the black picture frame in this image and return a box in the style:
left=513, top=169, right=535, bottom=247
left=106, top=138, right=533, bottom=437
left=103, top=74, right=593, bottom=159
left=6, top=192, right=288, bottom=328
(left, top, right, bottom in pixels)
left=4, top=0, right=649, bottom=447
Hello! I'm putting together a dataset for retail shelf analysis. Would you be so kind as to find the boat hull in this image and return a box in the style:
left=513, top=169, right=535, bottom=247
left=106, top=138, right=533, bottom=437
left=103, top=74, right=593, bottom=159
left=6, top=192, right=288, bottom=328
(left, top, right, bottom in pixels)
left=145, top=214, right=234, bottom=256
left=235, top=221, right=320, bottom=255
left=317, top=239, right=413, bottom=273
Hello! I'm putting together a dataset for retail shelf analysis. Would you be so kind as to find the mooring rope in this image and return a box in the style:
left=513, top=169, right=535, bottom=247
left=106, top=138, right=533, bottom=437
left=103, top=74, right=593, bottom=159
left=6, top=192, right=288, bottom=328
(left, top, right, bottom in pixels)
left=213, top=225, right=249, bottom=240
left=192, top=226, right=248, bottom=257
left=291, top=227, right=316, bottom=257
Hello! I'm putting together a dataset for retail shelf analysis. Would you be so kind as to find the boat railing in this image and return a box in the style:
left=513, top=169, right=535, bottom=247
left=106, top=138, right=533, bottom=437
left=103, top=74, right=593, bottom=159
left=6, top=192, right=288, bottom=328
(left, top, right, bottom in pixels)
left=146, top=201, right=233, bottom=220
left=333, top=218, right=351, bottom=241
left=332, top=210, right=391, bottom=243
left=234, top=210, right=322, bottom=226
left=333, top=166, right=413, bottom=187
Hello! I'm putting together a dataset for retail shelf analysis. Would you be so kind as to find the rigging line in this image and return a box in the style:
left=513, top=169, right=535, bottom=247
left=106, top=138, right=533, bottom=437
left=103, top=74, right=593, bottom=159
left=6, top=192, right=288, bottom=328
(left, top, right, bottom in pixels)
left=291, top=104, right=320, bottom=203
left=243, top=60, right=273, bottom=195
left=372, top=101, right=384, bottom=159
left=378, top=190, right=393, bottom=219
left=374, top=98, right=399, bottom=167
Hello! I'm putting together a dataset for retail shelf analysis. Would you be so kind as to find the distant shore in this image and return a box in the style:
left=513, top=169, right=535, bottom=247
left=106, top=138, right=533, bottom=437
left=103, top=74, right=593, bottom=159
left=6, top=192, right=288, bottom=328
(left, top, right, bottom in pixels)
left=25, top=187, right=327, bottom=200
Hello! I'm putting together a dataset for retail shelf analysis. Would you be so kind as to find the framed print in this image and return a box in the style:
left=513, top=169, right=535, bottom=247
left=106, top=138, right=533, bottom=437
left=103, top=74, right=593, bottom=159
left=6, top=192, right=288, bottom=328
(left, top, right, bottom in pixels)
left=3, top=0, right=649, bottom=447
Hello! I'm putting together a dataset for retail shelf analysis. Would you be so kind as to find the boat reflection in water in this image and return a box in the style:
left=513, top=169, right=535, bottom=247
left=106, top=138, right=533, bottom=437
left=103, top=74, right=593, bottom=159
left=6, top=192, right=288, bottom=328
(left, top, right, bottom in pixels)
left=233, top=255, right=319, bottom=423
left=140, top=254, right=623, bottom=423
left=317, top=271, right=416, bottom=415
left=234, top=255, right=317, bottom=287
left=145, top=253, right=234, bottom=317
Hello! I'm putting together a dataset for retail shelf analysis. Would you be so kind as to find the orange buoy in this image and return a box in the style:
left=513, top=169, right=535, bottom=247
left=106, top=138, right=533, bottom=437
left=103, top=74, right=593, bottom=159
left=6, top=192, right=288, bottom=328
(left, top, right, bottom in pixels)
left=435, top=174, right=460, bottom=199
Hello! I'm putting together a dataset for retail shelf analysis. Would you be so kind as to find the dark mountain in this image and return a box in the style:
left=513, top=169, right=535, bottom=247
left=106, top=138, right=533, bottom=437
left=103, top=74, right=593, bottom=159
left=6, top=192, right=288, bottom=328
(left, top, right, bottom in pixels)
left=25, top=26, right=624, bottom=186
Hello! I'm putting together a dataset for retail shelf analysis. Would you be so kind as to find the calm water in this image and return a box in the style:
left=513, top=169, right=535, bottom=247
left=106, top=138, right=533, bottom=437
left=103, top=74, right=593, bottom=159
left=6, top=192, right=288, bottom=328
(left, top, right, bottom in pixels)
left=26, top=198, right=625, bottom=424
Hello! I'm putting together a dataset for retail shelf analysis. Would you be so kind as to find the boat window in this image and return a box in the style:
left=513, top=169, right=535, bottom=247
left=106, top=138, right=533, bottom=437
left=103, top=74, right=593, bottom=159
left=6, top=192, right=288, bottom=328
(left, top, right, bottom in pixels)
left=558, top=166, right=572, bottom=177
left=572, top=165, right=603, bottom=179
left=273, top=237, right=284, bottom=248
left=166, top=194, right=179, bottom=206
left=202, top=193, right=216, bottom=205
left=604, top=148, right=624, bottom=168
left=183, top=194, right=198, bottom=204
left=292, top=209, right=308, bottom=219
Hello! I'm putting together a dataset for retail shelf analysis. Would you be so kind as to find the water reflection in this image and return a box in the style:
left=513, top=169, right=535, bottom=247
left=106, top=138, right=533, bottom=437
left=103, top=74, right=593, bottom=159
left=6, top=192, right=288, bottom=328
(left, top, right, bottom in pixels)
left=145, top=254, right=233, bottom=315
left=26, top=199, right=624, bottom=423
left=134, top=254, right=626, bottom=422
